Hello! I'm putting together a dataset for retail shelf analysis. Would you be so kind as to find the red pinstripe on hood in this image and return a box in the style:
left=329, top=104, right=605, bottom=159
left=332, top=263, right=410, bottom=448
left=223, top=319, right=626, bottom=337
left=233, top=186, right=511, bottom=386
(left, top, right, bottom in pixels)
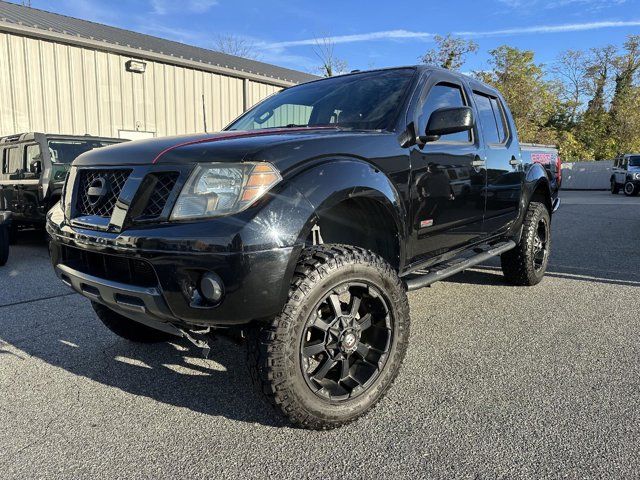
left=151, top=127, right=337, bottom=164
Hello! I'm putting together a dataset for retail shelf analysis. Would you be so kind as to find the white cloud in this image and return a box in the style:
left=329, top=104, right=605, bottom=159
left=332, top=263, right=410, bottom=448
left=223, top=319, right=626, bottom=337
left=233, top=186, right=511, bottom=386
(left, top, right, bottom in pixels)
left=261, top=30, right=434, bottom=50
left=455, top=20, right=640, bottom=37
left=497, top=0, right=627, bottom=9
left=150, top=0, right=218, bottom=15
left=258, top=20, right=640, bottom=52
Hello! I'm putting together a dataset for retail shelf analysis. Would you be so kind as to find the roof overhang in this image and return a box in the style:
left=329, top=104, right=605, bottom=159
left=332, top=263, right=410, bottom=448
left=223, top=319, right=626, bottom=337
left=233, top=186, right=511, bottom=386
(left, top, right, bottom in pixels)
left=0, top=20, right=298, bottom=88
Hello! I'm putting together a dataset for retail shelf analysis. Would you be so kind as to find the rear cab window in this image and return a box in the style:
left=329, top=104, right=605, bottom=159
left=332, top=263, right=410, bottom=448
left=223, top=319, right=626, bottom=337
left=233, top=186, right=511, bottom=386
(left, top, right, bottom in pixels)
left=473, top=91, right=509, bottom=145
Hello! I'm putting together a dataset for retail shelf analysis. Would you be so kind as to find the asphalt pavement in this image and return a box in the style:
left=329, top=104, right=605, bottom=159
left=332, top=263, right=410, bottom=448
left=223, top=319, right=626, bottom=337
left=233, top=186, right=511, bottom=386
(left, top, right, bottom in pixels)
left=1, top=190, right=639, bottom=479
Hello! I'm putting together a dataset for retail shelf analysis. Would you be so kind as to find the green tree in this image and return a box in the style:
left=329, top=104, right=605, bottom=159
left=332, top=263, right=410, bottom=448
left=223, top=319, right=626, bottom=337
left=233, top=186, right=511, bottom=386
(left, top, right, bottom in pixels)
left=475, top=46, right=563, bottom=145
left=609, top=36, right=640, bottom=155
left=419, top=34, right=479, bottom=70
left=552, top=50, right=589, bottom=125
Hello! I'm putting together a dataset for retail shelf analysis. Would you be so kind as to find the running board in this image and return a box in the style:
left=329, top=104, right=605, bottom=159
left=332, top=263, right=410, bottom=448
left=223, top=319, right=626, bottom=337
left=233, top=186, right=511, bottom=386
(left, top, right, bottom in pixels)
left=404, top=241, right=516, bottom=292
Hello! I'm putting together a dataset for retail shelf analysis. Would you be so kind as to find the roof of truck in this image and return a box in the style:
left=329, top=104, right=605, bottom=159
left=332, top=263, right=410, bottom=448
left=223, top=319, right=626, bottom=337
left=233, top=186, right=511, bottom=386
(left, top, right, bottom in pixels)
left=0, top=132, right=124, bottom=144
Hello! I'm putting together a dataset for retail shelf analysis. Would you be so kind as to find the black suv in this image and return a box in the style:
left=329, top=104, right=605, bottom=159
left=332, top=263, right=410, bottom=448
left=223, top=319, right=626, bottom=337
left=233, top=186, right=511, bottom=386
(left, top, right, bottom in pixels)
left=47, top=67, right=560, bottom=429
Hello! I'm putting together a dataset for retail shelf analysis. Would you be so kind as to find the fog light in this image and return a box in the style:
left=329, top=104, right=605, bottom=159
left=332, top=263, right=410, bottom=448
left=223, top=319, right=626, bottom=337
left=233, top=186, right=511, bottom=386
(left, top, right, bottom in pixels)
left=199, top=272, right=223, bottom=303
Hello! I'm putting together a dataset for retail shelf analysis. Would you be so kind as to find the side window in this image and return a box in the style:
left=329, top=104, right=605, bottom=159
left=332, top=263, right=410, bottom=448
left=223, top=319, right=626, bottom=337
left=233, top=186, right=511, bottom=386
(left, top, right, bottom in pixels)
left=4, top=147, right=23, bottom=174
left=490, top=97, right=508, bottom=143
left=25, top=144, right=42, bottom=172
left=474, top=92, right=508, bottom=145
left=474, top=93, right=500, bottom=144
left=420, top=83, right=471, bottom=143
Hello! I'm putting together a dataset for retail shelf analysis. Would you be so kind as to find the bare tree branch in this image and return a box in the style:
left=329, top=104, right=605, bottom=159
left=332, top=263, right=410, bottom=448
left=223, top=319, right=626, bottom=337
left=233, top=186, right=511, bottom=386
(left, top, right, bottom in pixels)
left=213, top=34, right=261, bottom=60
left=312, top=36, right=348, bottom=77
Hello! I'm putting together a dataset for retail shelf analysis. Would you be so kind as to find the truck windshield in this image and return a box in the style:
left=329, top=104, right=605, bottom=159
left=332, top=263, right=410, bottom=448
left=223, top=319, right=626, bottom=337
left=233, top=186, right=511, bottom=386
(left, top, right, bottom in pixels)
left=629, top=156, right=640, bottom=167
left=227, top=69, right=415, bottom=132
left=48, top=139, right=118, bottom=164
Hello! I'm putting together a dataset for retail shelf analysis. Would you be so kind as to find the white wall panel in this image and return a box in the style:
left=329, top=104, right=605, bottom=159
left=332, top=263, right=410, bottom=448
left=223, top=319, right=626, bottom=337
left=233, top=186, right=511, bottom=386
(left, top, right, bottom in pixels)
left=0, top=33, right=283, bottom=138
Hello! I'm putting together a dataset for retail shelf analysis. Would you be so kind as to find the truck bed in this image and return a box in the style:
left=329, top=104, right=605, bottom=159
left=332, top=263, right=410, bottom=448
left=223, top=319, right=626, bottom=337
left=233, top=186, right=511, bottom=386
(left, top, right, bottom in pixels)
left=521, top=143, right=562, bottom=194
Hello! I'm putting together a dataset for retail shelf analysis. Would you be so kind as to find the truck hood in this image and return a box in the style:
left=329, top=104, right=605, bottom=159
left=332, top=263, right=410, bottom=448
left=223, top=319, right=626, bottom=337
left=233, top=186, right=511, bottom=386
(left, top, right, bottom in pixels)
left=72, top=127, right=391, bottom=171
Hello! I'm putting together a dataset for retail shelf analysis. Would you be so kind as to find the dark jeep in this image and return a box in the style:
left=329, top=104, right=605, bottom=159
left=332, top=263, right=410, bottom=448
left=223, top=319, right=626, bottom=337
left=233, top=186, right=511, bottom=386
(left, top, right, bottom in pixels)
left=0, top=132, right=123, bottom=244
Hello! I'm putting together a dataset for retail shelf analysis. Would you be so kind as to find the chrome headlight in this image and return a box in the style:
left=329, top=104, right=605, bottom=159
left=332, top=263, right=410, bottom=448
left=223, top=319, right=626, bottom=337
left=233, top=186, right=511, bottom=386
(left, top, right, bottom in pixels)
left=170, top=162, right=281, bottom=220
left=633, top=173, right=640, bottom=180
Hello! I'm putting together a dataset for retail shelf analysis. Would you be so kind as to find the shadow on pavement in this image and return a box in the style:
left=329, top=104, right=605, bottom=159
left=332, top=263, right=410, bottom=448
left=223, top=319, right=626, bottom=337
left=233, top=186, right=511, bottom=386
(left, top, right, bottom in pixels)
left=0, top=309, right=287, bottom=428
left=443, top=263, right=640, bottom=288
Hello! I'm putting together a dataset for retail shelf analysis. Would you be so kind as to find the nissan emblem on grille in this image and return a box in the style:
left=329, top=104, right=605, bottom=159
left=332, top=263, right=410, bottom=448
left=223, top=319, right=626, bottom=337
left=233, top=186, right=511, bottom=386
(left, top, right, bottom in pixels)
left=76, top=169, right=132, bottom=218
left=86, top=177, right=109, bottom=207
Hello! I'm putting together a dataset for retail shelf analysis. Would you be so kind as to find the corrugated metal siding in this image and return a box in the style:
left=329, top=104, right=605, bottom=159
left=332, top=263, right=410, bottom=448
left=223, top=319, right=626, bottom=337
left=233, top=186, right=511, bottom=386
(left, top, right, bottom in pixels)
left=0, top=32, right=282, bottom=138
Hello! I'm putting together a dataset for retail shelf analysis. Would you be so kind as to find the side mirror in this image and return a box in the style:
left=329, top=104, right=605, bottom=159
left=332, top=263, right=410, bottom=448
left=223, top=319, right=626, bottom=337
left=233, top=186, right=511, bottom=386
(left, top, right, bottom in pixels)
left=421, top=106, right=474, bottom=143
left=30, top=160, right=42, bottom=176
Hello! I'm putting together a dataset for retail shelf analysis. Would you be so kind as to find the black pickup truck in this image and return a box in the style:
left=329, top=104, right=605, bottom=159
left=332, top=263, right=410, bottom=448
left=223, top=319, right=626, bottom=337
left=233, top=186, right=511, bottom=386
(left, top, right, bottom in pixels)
left=47, top=67, right=560, bottom=429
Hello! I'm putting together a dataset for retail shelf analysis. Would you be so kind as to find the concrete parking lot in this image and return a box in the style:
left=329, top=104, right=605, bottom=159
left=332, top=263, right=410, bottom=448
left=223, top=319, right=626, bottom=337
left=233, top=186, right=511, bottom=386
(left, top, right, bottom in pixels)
left=1, top=190, right=639, bottom=479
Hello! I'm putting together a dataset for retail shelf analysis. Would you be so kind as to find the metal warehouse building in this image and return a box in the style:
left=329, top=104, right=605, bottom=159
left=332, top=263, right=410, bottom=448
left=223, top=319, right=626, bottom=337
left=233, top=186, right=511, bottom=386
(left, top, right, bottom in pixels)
left=0, top=1, right=316, bottom=140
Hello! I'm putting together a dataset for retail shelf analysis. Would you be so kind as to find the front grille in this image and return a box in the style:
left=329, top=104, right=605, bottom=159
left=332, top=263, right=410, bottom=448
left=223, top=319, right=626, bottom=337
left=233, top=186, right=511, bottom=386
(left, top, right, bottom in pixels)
left=76, top=169, right=132, bottom=217
left=60, top=245, right=158, bottom=288
left=138, top=172, right=180, bottom=219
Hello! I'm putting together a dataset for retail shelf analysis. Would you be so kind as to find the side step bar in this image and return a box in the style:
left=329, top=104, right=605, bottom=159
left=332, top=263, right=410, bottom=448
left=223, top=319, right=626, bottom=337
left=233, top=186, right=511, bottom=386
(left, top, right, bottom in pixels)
left=405, top=241, right=516, bottom=292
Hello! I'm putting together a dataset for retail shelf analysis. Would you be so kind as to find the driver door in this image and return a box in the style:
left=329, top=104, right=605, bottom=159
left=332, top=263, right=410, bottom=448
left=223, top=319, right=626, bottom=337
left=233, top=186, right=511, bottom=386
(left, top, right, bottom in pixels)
left=408, top=76, right=486, bottom=262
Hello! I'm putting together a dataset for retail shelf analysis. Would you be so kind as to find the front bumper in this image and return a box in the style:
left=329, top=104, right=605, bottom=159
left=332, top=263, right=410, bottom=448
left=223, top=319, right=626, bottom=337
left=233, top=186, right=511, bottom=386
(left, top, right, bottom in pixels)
left=47, top=207, right=302, bottom=328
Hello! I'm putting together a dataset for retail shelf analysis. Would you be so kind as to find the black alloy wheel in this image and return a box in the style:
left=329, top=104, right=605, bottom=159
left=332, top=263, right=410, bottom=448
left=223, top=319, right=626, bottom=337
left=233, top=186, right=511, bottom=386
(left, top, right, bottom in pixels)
left=532, top=217, right=550, bottom=273
left=300, top=281, right=392, bottom=401
left=248, top=245, right=410, bottom=430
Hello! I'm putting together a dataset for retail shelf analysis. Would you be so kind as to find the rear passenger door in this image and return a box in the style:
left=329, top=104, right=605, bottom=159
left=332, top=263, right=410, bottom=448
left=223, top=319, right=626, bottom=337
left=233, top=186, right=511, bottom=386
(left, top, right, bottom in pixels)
left=473, top=90, right=522, bottom=233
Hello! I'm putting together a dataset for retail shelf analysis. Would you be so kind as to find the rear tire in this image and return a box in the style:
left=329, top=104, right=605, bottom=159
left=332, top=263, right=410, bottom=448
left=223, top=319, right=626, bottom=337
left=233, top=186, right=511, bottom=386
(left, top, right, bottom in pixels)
left=624, top=181, right=638, bottom=197
left=8, top=223, right=17, bottom=245
left=91, top=302, right=174, bottom=343
left=0, top=225, right=9, bottom=266
left=248, top=244, right=410, bottom=429
left=501, top=202, right=551, bottom=286
left=611, top=179, right=620, bottom=194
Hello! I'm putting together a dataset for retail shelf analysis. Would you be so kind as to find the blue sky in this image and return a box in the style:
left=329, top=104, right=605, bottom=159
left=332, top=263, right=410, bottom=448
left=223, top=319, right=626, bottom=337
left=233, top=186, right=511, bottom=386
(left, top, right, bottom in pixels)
left=20, top=0, right=640, bottom=74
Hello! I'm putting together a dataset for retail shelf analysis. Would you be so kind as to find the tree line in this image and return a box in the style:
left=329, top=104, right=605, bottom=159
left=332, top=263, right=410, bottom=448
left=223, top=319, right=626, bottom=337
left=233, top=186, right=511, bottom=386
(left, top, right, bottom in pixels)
left=421, top=34, right=640, bottom=161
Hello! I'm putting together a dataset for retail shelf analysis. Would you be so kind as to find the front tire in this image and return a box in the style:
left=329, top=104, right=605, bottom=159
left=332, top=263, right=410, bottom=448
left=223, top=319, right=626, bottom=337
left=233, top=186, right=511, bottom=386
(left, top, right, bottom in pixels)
left=8, top=222, right=17, bottom=245
left=611, top=178, right=620, bottom=194
left=0, top=225, right=9, bottom=266
left=91, top=302, right=174, bottom=343
left=248, top=245, right=410, bottom=429
left=624, top=181, right=638, bottom=197
left=501, top=202, right=551, bottom=286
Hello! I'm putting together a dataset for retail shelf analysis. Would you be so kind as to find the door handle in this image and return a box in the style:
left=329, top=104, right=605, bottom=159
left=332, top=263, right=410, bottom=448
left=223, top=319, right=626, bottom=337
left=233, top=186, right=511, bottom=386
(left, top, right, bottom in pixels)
left=509, top=159, right=522, bottom=167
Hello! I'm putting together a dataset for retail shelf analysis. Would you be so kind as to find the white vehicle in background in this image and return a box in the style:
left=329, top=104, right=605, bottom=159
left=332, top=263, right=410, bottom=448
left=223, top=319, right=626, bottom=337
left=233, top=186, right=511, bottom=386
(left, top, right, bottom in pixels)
left=611, top=154, right=640, bottom=196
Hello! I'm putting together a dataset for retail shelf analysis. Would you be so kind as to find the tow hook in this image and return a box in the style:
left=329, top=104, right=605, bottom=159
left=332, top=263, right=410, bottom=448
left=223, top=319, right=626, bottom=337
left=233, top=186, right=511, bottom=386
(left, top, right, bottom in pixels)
left=179, top=327, right=212, bottom=358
